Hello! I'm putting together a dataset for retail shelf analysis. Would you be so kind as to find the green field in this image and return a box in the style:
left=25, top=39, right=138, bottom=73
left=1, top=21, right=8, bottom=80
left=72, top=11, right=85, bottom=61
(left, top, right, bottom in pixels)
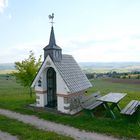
left=0, top=75, right=140, bottom=139
left=0, top=70, right=16, bottom=74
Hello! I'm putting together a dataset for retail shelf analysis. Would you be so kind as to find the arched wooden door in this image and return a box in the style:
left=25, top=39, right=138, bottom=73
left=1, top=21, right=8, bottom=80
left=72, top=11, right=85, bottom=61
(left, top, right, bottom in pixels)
left=47, top=67, right=57, bottom=108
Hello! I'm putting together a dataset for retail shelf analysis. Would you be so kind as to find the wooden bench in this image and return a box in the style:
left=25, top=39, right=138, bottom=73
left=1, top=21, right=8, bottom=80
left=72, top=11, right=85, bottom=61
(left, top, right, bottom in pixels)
left=80, top=92, right=103, bottom=117
left=121, top=100, right=140, bottom=115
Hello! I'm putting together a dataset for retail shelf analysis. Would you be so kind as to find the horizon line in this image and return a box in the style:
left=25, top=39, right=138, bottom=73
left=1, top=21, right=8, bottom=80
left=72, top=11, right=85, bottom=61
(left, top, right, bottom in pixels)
left=0, top=61, right=140, bottom=64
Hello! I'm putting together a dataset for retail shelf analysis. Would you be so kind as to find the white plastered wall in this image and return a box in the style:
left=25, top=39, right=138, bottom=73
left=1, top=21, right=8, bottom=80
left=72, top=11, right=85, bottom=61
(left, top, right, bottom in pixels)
left=57, top=96, right=70, bottom=113
left=33, top=56, right=71, bottom=113
left=36, top=93, right=47, bottom=107
left=35, top=72, right=47, bottom=107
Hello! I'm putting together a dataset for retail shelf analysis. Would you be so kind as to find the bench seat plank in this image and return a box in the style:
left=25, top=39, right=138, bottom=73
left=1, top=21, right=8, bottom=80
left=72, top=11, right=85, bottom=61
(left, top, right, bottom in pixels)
left=121, top=100, right=140, bottom=115
left=80, top=92, right=103, bottom=111
left=85, top=101, right=103, bottom=110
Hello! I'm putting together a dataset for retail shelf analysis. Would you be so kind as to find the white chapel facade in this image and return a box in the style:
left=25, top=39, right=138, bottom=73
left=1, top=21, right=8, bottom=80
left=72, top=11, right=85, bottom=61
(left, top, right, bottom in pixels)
left=31, top=16, right=92, bottom=114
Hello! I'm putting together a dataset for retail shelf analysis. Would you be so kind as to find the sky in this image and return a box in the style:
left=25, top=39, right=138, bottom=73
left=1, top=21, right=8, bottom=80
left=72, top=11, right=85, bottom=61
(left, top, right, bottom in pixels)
left=0, top=0, right=140, bottom=63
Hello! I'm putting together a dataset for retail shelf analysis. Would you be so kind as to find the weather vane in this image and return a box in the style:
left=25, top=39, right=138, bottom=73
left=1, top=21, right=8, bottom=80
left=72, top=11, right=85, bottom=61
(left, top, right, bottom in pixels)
left=48, top=13, right=54, bottom=26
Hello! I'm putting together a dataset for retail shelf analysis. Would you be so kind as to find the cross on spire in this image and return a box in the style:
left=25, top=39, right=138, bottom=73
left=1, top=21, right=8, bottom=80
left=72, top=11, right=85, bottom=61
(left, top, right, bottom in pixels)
left=48, top=13, right=54, bottom=26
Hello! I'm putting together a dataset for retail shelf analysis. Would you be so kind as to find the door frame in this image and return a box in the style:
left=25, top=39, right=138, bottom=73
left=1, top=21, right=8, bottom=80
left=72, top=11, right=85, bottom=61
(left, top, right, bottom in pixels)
left=46, top=67, right=57, bottom=108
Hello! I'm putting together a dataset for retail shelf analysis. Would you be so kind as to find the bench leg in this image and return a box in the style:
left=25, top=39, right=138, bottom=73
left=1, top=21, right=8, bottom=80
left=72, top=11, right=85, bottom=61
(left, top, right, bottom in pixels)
left=90, top=111, right=94, bottom=118
left=110, top=103, right=121, bottom=112
left=104, top=103, right=116, bottom=119
left=116, top=104, right=121, bottom=112
left=84, top=109, right=94, bottom=118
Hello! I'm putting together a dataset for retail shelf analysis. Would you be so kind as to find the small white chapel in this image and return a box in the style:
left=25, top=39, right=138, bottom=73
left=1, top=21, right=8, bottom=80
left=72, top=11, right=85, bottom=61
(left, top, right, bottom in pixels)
left=31, top=14, right=92, bottom=114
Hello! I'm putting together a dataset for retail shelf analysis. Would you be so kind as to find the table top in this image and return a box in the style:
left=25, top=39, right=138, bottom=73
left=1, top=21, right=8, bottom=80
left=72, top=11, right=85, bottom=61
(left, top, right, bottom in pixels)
left=97, top=93, right=127, bottom=103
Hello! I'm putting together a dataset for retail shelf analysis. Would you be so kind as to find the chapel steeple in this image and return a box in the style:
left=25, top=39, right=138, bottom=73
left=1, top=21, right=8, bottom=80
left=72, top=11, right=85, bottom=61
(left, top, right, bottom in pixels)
left=49, top=26, right=56, bottom=46
left=43, top=13, right=62, bottom=62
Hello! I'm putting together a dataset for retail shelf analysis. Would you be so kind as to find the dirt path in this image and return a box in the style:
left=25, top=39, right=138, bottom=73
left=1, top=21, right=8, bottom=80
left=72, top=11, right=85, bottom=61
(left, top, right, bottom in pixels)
left=0, top=108, right=121, bottom=140
left=0, top=130, right=18, bottom=140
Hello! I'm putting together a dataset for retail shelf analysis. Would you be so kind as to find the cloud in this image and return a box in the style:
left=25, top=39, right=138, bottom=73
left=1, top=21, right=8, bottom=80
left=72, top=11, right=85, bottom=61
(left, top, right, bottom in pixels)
left=0, top=31, right=140, bottom=63
left=0, top=40, right=45, bottom=63
left=61, top=34, right=140, bottom=62
left=0, top=0, right=8, bottom=13
left=8, top=13, right=12, bottom=19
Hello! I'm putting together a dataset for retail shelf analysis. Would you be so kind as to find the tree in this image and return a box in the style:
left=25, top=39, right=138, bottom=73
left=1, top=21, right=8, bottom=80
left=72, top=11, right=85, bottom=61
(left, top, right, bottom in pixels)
left=13, top=51, right=42, bottom=97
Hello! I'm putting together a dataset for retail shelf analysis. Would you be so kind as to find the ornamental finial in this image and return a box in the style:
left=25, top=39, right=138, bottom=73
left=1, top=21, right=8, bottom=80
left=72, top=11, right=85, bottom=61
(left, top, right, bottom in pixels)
left=48, top=13, right=54, bottom=26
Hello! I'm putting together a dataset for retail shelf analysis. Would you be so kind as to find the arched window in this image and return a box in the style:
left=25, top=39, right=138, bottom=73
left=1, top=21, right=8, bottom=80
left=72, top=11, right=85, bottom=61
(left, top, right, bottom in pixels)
left=38, top=79, right=42, bottom=87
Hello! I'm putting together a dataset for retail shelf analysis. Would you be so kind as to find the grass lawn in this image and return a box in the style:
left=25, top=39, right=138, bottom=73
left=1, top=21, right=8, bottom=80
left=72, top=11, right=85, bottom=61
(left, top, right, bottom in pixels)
left=0, top=115, right=73, bottom=140
left=0, top=75, right=140, bottom=139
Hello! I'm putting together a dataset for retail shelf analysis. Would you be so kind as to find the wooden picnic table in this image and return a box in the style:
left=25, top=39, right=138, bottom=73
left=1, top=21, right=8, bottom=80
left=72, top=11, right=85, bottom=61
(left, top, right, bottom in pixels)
left=97, top=92, right=127, bottom=119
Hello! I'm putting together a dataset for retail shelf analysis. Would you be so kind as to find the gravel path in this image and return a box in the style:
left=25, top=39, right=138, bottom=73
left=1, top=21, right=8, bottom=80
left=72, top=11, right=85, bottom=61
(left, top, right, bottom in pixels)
left=0, top=108, right=121, bottom=140
left=0, top=130, right=18, bottom=140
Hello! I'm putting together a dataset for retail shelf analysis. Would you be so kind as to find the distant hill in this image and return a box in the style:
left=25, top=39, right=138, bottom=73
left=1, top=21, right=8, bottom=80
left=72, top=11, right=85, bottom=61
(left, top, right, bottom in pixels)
left=0, top=63, right=15, bottom=70
left=0, top=62, right=140, bottom=73
left=79, top=62, right=140, bottom=73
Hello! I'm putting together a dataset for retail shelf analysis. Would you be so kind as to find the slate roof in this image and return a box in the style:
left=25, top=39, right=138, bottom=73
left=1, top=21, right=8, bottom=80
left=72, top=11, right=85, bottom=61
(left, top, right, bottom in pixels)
left=54, top=54, right=92, bottom=93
